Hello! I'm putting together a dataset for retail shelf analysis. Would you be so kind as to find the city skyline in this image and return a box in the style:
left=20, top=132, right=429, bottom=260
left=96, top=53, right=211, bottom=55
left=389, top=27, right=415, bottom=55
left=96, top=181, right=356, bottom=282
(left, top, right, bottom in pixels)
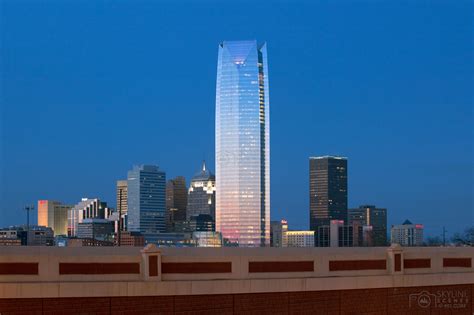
left=1, top=1, right=472, bottom=238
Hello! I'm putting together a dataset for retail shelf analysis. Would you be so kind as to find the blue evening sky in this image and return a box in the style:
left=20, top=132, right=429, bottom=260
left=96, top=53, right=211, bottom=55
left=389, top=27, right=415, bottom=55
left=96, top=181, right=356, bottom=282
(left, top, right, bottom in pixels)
left=1, top=0, right=472, bottom=237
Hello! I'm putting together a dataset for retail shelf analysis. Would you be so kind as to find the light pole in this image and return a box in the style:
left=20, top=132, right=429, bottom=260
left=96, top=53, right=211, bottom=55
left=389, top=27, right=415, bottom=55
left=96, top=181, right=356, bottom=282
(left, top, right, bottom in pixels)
left=24, top=204, right=34, bottom=245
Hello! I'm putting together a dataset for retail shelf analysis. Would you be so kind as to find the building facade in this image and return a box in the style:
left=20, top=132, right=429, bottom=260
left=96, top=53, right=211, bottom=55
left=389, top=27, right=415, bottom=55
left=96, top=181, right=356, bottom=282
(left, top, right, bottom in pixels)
left=215, top=40, right=270, bottom=247
left=68, top=198, right=112, bottom=237
left=285, top=231, right=315, bottom=247
left=116, top=180, right=128, bottom=231
left=0, top=225, right=54, bottom=246
left=187, top=161, right=216, bottom=221
left=114, top=231, right=145, bottom=247
left=77, top=218, right=115, bottom=242
left=391, top=220, right=424, bottom=246
left=316, top=220, right=353, bottom=247
left=348, top=205, right=387, bottom=246
left=127, top=165, right=166, bottom=238
left=309, top=156, right=348, bottom=231
left=166, top=176, right=187, bottom=232
left=192, top=231, right=222, bottom=247
left=270, top=219, right=288, bottom=247
left=37, top=200, right=72, bottom=236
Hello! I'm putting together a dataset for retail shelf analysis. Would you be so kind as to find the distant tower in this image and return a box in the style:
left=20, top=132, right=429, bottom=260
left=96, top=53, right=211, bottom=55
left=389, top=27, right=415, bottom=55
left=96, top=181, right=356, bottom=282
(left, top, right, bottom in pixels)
left=116, top=180, right=128, bottom=232
left=37, top=200, right=72, bottom=236
left=127, top=165, right=166, bottom=237
left=215, top=40, right=271, bottom=247
left=309, top=156, right=348, bottom=231
left=348, top=205, right=387, bottom=246
left=166, top=176, right=187, bottom=231
left=187, top=161, right=216, bottom=220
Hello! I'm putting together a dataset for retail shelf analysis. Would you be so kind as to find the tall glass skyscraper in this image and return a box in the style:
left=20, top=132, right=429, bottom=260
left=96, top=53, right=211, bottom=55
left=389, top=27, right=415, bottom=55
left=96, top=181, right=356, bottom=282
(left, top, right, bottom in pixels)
left=127, top=165, right=166, bottom=238
left=215, top=40, right=270, bottom=247
left=309, top=156, right=348, bottom=231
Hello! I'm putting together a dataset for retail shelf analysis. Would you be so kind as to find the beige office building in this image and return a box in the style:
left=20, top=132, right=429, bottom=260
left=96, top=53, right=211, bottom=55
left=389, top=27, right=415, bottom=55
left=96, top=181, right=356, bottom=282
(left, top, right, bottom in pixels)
left=116, top=180, right=128, bottom=215
left=37, top=200, right=73, bottom=236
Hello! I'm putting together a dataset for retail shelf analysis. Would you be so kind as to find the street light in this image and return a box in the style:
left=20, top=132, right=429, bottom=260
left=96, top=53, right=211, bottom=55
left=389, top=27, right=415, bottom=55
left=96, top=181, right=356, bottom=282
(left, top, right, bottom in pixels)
left=24, top=204, right=34, bottom=245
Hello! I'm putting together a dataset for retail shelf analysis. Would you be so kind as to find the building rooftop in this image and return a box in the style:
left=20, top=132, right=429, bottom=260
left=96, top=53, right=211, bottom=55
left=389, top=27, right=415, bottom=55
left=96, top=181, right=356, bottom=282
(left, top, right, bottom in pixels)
left=191, top=161, right=215, bottom=181
left=309, top=156, right=347, bottom=160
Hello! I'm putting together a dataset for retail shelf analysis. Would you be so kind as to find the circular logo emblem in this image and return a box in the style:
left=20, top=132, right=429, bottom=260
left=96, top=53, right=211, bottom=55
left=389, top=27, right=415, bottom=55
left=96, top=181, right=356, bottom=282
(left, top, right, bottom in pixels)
left=417, top=293, right=431, bottom=308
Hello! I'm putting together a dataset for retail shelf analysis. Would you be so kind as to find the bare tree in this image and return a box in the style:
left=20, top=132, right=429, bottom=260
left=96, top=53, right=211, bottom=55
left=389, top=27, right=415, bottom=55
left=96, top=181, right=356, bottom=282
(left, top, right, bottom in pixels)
left=424, top=236, right=443, bottom=246
left=451, top=227, right=474, bottom=246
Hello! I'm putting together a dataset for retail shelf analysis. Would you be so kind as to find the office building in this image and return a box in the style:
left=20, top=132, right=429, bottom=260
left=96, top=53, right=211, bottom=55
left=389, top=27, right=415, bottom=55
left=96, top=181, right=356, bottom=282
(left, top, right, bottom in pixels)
left=114, top=231, right=145, bottom=247
left=285, top=231, right=315, bottom=248
left=67, top=238, right=114, bottom=247
left=0, top=225, right=54, bottom=246
left=127, top=165, right=166, bottom=239
left=68, top=198, right=112, bottom=237
left=316, top=220, right=353, bottom=247
left=116, top=180, right=128, bottom=231
left=171, top=214, right=215, bottom=234
left=391, top=220, right=424, bottom=246
left=270, top=219, right=288, bottom=247
left=166, top=176, right=187, bottom=232
left=37, top=200, right=73, bottom=236
left=192, top=231, right=222, bottom=247
left=309, top=156, right=348, bottom=231
left=187, top=161, right=216, bottom=220
left=76, top=218, right=115, bottom=242
left=215, top=40, right=270, bottom=247
left=188, top=214, right=215, bottom=232
left=348, top=205, right=387, bottom=246
left=144, top=232, right=194, bottom=247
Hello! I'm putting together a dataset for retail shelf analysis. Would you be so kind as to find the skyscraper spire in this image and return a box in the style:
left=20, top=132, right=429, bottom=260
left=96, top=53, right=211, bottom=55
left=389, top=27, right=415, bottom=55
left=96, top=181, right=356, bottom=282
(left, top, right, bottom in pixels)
left=202, top=160, right=206, bottom=172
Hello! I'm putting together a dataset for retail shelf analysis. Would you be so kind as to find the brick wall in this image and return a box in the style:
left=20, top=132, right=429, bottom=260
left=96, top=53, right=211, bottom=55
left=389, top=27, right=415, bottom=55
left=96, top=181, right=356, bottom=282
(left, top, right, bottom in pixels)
left=0, top=284, right=472, bottom=314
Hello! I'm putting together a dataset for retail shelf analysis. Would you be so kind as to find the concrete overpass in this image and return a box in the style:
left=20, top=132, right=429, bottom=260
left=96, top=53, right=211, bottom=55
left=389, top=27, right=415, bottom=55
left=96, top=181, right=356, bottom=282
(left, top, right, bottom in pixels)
left=0, top=245, right=473, bottom=314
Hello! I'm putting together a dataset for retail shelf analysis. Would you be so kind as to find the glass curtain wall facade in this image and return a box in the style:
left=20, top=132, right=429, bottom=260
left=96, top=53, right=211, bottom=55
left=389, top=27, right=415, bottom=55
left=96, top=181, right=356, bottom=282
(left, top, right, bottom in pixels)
left=215, top=40, right=270, bottom=247
left=127, top=165, right=166, bottom=236
left=309, top=156, right=348, bottom=231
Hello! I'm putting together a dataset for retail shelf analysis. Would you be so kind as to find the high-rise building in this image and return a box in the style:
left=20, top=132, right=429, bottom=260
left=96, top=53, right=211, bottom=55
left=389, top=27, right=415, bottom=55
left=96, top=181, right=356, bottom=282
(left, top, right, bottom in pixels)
left=316, top=220, right=353, bottom=247
left=116, top=180, right=128, bottom=231
left=348, top=205, right=387, bottom=246
left=127, top=165, right=166, bottom=239
left=391, top=220, right=424, bottom=246
left=309, top=156, right=348, bottom=231
left=187, top=161, right=216, bottom=220
left=37, top=200, right=72, bottom=236
left=270, top=219, right=288, bottom=247
left=166, top=176, right=187, bottom=232
left=68, top=198, right=112, bottom=237
left=215, top=40, right=270, bottom=247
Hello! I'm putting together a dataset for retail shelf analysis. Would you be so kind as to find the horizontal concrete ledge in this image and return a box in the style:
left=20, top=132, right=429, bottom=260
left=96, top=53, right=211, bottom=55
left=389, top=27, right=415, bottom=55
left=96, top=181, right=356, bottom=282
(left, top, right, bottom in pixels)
left=1, top=273, right=473, bottom=299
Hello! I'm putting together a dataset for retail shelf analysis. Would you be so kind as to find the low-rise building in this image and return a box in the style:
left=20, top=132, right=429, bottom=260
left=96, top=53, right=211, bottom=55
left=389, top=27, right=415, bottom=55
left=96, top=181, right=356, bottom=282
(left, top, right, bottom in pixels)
left=0, top=226, right=54, bottom=246
left=192, top=231, right=222, bottom=247
left=391, top=219, right=424, bottom=246
left=115, top=231, right=145, bottom=247
left=77, top=218, right=115, bottom=242
left=285, top=230, right=315, bottom=247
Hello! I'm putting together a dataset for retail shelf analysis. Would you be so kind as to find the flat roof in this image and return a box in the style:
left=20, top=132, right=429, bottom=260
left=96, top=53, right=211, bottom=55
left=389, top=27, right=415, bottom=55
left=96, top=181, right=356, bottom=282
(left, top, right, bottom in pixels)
left=309, top=156, right=347, bottom=160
